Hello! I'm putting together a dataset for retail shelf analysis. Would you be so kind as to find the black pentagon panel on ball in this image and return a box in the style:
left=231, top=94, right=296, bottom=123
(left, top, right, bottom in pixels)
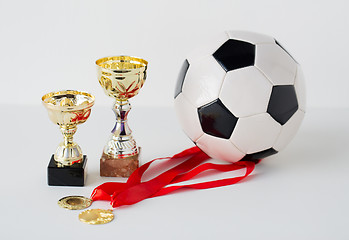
left=213, top=39, right=255, bottom=72
left=197, top=99, right=238, bottom=139
left=244, top=148, right=278, bottom=161
left=267, top=85, right=298, bottom=125
left=275, top=39, right=298, bottom=63
left=174, top=60, right=189, bottom=99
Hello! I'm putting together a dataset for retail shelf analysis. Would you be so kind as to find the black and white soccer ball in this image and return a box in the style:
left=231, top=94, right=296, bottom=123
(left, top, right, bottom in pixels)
left=174, top=31, right=306, bottom=162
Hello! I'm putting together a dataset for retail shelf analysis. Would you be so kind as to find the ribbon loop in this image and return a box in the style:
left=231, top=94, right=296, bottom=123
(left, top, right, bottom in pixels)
left=91, top=147, right=257, bottom=208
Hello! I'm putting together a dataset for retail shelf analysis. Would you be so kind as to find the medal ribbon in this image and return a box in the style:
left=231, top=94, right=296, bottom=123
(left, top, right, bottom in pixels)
left=91, top=147, right=257, bottom=208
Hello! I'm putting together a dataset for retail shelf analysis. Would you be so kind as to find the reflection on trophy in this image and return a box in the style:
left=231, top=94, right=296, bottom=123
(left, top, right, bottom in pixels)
left=96, top=56, right=148, bottom=177
left=42, top=90, right=95, bottom=186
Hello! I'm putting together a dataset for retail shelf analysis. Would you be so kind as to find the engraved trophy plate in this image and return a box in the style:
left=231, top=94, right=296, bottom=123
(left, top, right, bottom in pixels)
left=96, top=56, right=148, bottom=177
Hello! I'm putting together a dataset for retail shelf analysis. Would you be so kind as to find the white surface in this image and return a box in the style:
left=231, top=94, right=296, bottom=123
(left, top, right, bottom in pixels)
left=274, top=110, right=305, bottom=151
left=1, top=105, right=349, bottom=239
left=174, top=94, right=204, bottom=142
left=182, top=55, right=226, bottom=108
left=255, top=43, right=297, bottom=86
left=187, top=32, right=229, bottom=64
left=196, top=133, right=245, bottom=163
left=0, top=0, right=349, bottom=109
left=231, top=113, right=281, bottom=154
left=1, top=0, right=349, bottom=238
left=294, top=66, right=307, bottom=112
left=227, top=30, right=275, bottom=45
left=220, top=66, right=272, bottom=117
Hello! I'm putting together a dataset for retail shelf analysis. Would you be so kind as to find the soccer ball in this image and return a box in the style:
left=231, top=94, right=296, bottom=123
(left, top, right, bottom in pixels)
left=174, top=31, right=306, bottom=162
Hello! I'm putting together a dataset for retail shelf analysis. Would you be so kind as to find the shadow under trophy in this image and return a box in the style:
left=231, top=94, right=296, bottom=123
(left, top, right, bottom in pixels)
left=96, top=56, right=148, bottom=177
left=42, top=90, right=95, bottom=186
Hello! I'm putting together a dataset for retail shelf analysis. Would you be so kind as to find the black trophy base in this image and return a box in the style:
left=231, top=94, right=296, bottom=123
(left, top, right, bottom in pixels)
left=47, top=155, right=87, bottom=187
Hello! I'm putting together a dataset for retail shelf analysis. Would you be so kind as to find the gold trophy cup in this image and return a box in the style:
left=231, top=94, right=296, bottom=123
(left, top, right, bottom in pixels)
left=42, top=90, right=95, bottom=186
left=96, top=56, right=148, bottom=177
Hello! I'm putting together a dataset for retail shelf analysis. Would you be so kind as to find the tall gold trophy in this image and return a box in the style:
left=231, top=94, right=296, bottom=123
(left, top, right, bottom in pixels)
left=42, top=90, right=95, bottom=186
left=96, top=56, right=148, bottom=177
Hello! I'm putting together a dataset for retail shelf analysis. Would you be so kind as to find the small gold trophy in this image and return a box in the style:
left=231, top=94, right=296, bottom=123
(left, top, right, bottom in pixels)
left=96, top=56, right=148, bottom=177
left=42, top=90, right=95, bottom=186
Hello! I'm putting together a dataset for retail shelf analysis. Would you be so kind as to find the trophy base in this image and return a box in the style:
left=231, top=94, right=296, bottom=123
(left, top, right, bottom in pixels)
left=100, top=150, right=140, bottom=178
left=48, top=155, right=87, bottom=186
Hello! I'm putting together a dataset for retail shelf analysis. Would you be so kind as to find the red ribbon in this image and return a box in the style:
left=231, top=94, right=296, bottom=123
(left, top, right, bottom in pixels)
left=91, top=147, right=257, bottom=208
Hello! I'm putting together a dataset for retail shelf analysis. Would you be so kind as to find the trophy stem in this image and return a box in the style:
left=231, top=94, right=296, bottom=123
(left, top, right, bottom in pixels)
left=61, top=126, right=77, bottom=146
left=103, top=100, right=138, bottom=157
left=99, top=99, right=139, bottom=177
left=54, top=125, right=83, bottom=166
left=112, top=99, right=133, bottom=141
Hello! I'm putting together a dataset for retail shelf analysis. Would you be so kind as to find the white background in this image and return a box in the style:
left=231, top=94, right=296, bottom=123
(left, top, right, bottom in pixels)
left=1, top=0, right=349, bottom=239
left=0, top=0, right=348, bottom=108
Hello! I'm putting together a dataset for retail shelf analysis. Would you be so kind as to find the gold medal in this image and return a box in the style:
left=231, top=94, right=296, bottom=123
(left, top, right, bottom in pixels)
left=79, top=209, right=114, bottom=225
left=58, top=196, right=92, bottom=210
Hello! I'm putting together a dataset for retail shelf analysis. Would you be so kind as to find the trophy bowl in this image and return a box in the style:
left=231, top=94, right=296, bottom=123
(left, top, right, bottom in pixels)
left=42, top=90, right=95, bottom=167
left=96, top=56, right=147, bottom=100
left=96, top=56, right=148, bottom=177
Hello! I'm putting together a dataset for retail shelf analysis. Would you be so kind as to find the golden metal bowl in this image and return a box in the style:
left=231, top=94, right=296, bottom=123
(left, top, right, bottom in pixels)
left=42, top=90, right=95, bottom=166
left=42, top=90, right=95, bottom=126
left=96, top=56, right=148, bottom=100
